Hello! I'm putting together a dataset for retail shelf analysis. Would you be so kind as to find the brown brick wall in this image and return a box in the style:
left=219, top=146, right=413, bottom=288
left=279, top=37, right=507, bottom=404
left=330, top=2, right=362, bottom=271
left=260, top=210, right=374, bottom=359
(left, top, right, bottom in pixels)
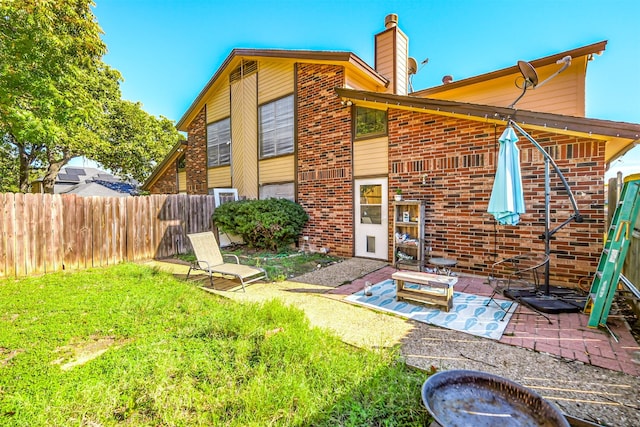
left=185, top=107, right=208, bottom=195
left=148, top=165, right=178, bottom=194
left=296, top=63, right=353, bottom=257
left=387, top=109, right=605, bottom=287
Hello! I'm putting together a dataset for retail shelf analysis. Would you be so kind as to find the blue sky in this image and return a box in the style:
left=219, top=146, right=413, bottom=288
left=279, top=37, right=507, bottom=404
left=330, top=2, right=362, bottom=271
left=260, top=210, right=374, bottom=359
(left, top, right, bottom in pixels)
left=88, top=0, right=640, bottom=176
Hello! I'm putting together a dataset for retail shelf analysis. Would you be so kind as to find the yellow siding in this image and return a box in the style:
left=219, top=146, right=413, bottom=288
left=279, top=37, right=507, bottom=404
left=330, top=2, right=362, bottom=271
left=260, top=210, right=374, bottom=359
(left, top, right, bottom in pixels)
left=354, top=136, right=388, bottom=177
left=258, top=61, right=294, bottom=104
left=206, top=84, right=230, bottom=123
left=230, top=73, right=258, bottom=199
left=424, top=57, right=588, bottom=117
left=345, top=69, right=381, bottom=91
left=207, top=166, right=231, bottom=188
left=259, top=155, right=294, bottom=184
left=178, top=171, right=187, bottom=192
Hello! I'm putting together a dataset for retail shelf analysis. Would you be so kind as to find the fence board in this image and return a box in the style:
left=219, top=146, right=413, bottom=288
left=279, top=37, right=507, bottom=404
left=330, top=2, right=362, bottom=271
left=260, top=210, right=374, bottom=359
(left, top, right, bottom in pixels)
left=1, top=193, right=16, bottom=277
left=79, top=197, right=93, bottom=269
left=51, top=195, right=64, bottom=272
left=105, top=197, right=115, bottom=265
left=27, top=193, right=41, bottom=274
left=14, top=193, right=27, bottom=276
left=0, top=194, right=5, bottom=276
left=62, top=194, right=78, bottom=271
left=40, top=194, right=52, bottom=273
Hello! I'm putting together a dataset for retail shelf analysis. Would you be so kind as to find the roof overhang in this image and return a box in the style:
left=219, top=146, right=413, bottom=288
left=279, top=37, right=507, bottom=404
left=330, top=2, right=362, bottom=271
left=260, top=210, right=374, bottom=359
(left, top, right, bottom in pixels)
left=176, top=48, right=388, bottom=131
left=335, top=87, right=640, bottom=165
left=412, top=41, right=608, bottom=96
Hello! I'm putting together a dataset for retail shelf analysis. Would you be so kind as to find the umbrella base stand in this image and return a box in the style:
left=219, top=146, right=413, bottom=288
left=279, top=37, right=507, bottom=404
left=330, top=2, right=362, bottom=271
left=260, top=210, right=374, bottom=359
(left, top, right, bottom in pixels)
left=505, top=288, right=585, bottom=315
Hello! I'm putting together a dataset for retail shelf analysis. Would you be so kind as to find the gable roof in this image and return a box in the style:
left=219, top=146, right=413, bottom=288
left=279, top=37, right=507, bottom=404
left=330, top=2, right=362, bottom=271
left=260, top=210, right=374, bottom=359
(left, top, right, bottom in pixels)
left=335, top=87, right=640, bottom=164
left=176, top=48, right=388, bottom=131
left=412, top=41, right=608, bottom=97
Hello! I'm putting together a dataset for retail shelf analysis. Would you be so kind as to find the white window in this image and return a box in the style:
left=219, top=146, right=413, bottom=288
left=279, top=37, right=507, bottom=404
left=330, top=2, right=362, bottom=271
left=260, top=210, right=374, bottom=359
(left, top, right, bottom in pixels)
left=207, top=118, right=231, bottom=167
left=259, top=95, right=294, bottom=158
left=210, top=188, right=238, bottom=207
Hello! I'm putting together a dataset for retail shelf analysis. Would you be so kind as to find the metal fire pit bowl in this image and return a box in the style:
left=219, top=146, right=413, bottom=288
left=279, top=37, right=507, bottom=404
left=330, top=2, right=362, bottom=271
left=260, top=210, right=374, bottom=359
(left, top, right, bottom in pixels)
left=422, top=370, right=570, bottom=427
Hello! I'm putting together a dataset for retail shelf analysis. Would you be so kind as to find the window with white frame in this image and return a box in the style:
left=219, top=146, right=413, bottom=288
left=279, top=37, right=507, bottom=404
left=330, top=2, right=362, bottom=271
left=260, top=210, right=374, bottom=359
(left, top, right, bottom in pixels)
left=206, top=118, right=231, bottom=167
left=259, top=95, right=294, bottom=158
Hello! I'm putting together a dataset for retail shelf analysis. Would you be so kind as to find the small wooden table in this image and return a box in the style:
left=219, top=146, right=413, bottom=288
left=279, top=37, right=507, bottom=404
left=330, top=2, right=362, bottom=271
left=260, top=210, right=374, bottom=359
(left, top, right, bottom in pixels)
left=428, top=257, right=457, bottom=276
left=392, top=271, right=458, bottom=312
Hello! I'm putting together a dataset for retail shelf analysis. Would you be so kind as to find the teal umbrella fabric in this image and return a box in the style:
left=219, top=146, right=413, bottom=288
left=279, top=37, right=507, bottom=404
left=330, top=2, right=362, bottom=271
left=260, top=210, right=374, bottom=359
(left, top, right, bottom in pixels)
left=488, top=126, right=526, bottom=225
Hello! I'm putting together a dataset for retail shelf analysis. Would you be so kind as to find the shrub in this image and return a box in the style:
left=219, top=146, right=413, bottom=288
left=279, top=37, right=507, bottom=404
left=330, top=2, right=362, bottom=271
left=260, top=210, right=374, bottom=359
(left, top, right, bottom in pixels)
left=212, top=198, right=309, bottom=251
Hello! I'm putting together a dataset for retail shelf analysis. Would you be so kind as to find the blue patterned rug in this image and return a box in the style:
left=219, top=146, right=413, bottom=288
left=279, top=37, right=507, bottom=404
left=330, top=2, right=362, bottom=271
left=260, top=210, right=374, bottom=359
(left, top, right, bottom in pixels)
left=345, top=279, right=516, bottom=340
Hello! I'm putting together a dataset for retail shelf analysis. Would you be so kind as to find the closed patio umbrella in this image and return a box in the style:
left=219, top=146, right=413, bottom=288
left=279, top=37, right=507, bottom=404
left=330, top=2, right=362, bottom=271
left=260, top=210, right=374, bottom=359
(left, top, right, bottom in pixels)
left=488, top=126, right=525, bottom=225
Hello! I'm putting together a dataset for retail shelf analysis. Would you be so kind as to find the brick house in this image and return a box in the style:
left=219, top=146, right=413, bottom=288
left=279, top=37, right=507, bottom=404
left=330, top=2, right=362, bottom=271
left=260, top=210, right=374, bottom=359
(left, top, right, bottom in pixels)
left=143, top=14, right=640, bottom=287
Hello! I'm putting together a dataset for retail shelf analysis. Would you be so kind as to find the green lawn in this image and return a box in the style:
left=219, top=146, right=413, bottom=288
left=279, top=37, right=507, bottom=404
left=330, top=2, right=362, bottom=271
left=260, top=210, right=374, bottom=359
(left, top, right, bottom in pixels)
left=0, top=263, right=431, bottom=426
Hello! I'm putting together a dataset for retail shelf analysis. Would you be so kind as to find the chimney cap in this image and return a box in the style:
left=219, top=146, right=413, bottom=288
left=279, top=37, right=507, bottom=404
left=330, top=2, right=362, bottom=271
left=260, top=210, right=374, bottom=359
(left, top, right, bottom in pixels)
left=385, top=14, right=398, bottom=28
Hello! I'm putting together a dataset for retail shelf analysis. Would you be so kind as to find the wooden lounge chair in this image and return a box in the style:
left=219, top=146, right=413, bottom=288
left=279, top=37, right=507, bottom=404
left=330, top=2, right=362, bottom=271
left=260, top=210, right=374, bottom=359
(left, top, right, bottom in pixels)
left=186, top=231, right=266, bottom=291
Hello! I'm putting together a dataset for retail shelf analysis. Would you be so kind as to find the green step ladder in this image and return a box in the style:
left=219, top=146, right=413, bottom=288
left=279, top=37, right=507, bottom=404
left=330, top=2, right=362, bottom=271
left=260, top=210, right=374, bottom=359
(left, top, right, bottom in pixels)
left=584, top=174, right=640, bottom=328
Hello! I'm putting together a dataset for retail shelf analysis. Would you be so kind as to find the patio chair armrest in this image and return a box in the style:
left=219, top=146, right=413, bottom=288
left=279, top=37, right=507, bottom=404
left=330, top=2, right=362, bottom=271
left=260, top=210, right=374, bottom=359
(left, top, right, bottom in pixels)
left=222, top=254, right=240, bottom=264
left=194, top=259, right=211, bottom=271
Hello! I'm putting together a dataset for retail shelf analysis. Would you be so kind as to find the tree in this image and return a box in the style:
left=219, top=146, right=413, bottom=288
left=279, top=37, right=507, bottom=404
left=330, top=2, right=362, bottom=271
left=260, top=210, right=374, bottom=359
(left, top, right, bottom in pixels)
left=0, top=134, right=19, bottom=192
left=97, top=100, right=184, bottom=183
left=0, top=1, right=180, bottom=193
left=0, top=0, right=116, bottom=192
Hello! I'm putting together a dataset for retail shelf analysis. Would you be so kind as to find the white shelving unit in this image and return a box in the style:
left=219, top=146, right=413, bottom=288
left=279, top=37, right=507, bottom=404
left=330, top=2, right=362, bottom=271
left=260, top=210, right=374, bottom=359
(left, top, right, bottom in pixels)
left=392, top=200, right=425, bottom=271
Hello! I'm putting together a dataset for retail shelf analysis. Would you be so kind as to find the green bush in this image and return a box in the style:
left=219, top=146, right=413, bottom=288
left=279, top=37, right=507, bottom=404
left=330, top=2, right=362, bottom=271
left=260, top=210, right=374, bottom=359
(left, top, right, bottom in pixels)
left=212, top=198, right=309, bottom=251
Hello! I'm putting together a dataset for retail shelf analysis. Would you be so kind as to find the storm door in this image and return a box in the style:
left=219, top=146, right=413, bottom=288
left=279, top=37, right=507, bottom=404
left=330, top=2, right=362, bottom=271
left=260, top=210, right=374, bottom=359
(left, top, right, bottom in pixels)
left=354, top=178, right=388, bottom=259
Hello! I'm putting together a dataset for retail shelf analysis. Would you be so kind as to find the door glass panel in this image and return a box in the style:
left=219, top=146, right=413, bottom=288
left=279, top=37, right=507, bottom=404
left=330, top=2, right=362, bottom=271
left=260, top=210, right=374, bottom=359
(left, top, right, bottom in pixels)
left=360, top=184, right=382, bottom=224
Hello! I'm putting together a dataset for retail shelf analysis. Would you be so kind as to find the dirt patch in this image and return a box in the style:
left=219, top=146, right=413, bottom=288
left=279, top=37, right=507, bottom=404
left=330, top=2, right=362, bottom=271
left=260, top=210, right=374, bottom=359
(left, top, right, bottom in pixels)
left=0, top=348, right=23, bottom=367
left=52, top=336, right=129, bottom=371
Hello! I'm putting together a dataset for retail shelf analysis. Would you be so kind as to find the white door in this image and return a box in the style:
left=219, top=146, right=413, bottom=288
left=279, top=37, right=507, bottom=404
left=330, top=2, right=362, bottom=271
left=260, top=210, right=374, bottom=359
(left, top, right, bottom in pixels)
left=354, top=178, right=388, bottom=259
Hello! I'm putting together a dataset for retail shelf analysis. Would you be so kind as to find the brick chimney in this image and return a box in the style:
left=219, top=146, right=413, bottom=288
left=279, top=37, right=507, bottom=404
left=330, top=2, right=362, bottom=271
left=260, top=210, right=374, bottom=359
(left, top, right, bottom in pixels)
left=375, top=13, right=409, bottom=95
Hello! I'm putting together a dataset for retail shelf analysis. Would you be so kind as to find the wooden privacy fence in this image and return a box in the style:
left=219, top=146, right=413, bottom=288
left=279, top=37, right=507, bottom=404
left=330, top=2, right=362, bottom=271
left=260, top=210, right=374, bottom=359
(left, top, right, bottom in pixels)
left=0, top=193, right=216, bottom=278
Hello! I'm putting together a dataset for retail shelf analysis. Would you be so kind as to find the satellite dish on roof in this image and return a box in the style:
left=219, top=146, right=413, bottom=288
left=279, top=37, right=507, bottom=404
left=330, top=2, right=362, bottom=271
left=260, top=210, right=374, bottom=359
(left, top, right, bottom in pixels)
left=517, top=60, right=539, bottom=88
left=508, top=56, right=572, bottom=108
left=408, top=57, right=418, bottom=75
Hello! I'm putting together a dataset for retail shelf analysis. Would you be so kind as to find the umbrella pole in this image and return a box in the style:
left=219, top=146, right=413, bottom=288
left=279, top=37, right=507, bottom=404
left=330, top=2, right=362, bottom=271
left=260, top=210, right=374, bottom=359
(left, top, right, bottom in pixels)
left=544, top=157, right=551, bottom=295
left=507, top=119, right=584, bottom=296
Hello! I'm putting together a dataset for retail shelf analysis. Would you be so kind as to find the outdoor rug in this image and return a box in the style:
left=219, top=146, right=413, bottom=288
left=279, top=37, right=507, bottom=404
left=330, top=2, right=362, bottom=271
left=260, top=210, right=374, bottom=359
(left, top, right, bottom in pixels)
left=345, top=279, right=517, bottom=340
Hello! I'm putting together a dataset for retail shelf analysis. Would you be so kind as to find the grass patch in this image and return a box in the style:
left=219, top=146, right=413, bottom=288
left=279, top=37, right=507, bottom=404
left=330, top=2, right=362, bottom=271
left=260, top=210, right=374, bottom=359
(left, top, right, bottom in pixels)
left=178, top=247, right=342, bottom=282
left=0, top=263, right=431, bottom=426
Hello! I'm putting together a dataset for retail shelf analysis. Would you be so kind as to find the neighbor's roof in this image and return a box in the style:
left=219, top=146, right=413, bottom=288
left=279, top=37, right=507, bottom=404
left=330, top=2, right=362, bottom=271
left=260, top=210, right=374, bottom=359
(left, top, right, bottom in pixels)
left=176, top=48, right=388, bottom=131
left=412, top=41, right=608, bottom=97
left=335, top=87, right=640, bottom=164
left=58, top=180, right=137, bottom=197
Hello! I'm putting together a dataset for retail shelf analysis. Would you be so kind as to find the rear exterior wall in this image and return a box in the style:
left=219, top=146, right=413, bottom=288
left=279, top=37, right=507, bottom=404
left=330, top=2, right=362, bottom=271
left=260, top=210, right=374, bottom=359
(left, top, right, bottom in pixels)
left=387, top=109, right=606, bottom=287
